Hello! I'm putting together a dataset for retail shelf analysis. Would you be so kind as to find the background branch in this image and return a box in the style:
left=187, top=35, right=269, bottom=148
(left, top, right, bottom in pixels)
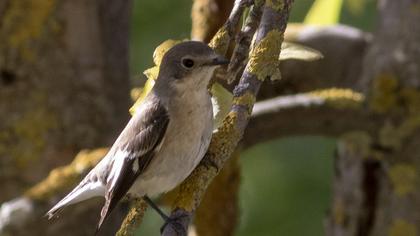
left=259, top=24, right=371, bottom=100
left=244, top=89, right=384, bottom=148
left=191, top=0, right=234, bottom=42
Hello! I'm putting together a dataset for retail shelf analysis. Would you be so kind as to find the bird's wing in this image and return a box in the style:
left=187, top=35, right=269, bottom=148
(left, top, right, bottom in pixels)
left=96, top=99, right=169, bottom=232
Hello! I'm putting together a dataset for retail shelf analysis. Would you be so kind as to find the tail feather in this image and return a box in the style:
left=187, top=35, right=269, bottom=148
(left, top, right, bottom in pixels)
left=46, top=180, right=105, bottom=219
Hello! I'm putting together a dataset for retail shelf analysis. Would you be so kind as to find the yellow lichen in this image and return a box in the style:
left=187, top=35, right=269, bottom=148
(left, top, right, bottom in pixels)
left=116, top=198, right=148, bottom=236
left=339, top=131, right=372, bottom=158
left=333, top=198, right=345, bottom=225
left=400, top=87, right=420, bottom=115
left=248, top=30, right=283, bottom=81
left=266, top=0, right=284, bottom=12
left=25, top=148, right=108, bottom=200
left=209, top=112, right=241, bottom=155
left=208, top=26, right=230, bottom=55
left=370, top=73, right=399, bottom=113
left=232, top=92, right=256, bottom=114
left=388, top=164, right=418, bottom=197
left=375, top=82, right=420, bottom=149
left=388, top=219, right=417, bottom=236
left=0, top=92, right=57, bottom=168
left=194, top=150, right=240, bottom=236
left=174, top=163, right=217, bottom=212
left=379, top=117, right=420, bottom=149
left=308, top=88, right=365, bottom=108
left=1, top=0, right=57, bottom=60
left=379, top=121, right=401, bottom=149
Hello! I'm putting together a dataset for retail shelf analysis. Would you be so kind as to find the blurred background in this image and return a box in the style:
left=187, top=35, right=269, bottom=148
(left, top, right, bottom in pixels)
left=130, top=0, right=376, bottom=235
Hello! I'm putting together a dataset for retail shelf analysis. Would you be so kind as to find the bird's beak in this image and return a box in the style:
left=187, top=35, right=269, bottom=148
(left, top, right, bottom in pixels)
left=209, top=56, right=230, bottom=66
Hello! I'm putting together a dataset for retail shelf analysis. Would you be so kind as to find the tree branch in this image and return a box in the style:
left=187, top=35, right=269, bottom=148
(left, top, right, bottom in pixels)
left=194, top=150, right=241, bottom=236
left=162, top=1, right=294, bottom=235
left=244, top=89, right=385, bottom=147
left=191, top=0, right=235, bottom=43
left=259, top=24, right=371, bottom=100
left=116, top=198, right=148, bottom=236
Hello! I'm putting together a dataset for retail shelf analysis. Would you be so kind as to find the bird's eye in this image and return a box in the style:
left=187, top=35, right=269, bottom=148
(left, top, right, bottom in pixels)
left=181, top=58, right=194, bottom=69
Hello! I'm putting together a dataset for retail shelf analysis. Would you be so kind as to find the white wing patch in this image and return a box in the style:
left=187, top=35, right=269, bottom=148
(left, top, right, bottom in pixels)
left=132, top=158, right=139, bottom=172
left=107, top=149, right=130, bottom=190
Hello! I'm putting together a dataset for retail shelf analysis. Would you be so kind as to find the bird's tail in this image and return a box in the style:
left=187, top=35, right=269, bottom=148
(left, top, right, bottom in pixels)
left=46, top=179, right=105, bottom=219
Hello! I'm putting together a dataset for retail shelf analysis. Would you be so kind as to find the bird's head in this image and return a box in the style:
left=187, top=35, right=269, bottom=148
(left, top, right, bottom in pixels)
left=155, top=41, right=229, bottom=94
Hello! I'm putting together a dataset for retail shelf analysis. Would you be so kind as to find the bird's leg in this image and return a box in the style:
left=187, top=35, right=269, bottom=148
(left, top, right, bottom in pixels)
left=143, top=195, right=169, bottom=221
left=142, top=196, right=188, bottom=236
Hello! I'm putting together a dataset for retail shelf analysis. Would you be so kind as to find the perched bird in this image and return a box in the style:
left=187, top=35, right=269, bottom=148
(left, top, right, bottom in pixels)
left=46, top=41, right=229, bottom=232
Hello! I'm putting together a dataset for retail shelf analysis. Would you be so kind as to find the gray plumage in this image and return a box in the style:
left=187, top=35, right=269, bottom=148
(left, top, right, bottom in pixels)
left=46, top=41, right=228, bottom=231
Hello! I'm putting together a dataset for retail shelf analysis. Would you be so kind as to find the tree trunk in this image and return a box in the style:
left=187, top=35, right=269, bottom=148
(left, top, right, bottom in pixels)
left=326, top=0, right=420, bottom=235
left=0, top=0, right=131, bottom=235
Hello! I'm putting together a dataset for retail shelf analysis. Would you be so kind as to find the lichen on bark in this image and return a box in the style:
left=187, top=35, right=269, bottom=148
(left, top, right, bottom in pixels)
left=248, top=30, right=283, bottom=81
left=25, top=148, right=108, bottom=201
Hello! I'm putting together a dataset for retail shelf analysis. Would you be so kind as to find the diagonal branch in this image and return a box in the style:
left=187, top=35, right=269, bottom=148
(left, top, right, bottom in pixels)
left=162, top=1, right=294, bottom=235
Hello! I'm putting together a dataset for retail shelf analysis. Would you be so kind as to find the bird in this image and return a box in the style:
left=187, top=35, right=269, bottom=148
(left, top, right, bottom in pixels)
left=46, top=41, right=229, bottom=233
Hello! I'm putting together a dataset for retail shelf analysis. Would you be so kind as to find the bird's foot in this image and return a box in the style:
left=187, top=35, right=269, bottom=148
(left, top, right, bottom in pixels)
left=160, top=210, right=190, bottom=236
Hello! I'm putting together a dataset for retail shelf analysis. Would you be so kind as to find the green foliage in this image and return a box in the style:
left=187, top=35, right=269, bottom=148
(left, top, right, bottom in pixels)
left=130, top=0, right=191, bottom=76
left=238, top=137, right=335, bottom=236
left=289, top=0, right=377, bottom=30
left=304, top=0, right=344, bottom=25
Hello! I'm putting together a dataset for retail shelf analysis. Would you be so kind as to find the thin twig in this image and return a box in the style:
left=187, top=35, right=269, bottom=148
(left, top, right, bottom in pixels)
left=209, top=0, right=254, bottom=55
left=227, top=2, right=263, bottom=83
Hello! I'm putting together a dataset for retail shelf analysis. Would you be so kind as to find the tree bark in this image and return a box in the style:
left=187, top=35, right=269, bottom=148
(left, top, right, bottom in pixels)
left=326, top=0, right=420, bottom=235
left=191, top=0, right=234, bottom=43
left=0, top=0, right=131, bottom=235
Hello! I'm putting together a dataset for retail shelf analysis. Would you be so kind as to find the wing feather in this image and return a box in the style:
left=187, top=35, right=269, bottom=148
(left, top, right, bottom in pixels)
left=96, top=98, right=169, bottom=232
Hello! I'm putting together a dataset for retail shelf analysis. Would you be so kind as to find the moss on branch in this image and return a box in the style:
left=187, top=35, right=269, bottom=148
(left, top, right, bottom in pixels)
left=209, top=26, right=231, bottom=55
left=195, top=150, right=241, bottom=236
left=248, top=30, right=283, bottom=81
left=388, top=164, right=418, bottom=197
left=25, top=148, right=108, bottom=201
left=1, top=0, right=57, bottom=60
left=116, top=198, right=148, bottom=236
left=308, top=88, right=365, bottom=108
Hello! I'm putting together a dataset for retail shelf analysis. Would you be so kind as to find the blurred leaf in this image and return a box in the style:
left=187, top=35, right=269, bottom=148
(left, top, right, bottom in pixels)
left=304, top=0, right=343, bottom=25
left=130, top=87, right=143, bottom=101
left=345, top=0, right=366, bottom=15
left=143, top=66, right=159, bottom=81
left=153, top=39, right=184, bottom=66
left=280, top=42, right=324, bottom=61
left=211, top=83, right=233, bottom=130
left=129, top=78, right=155, bottom=115
left=130, top=39, right=183, bottom=115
